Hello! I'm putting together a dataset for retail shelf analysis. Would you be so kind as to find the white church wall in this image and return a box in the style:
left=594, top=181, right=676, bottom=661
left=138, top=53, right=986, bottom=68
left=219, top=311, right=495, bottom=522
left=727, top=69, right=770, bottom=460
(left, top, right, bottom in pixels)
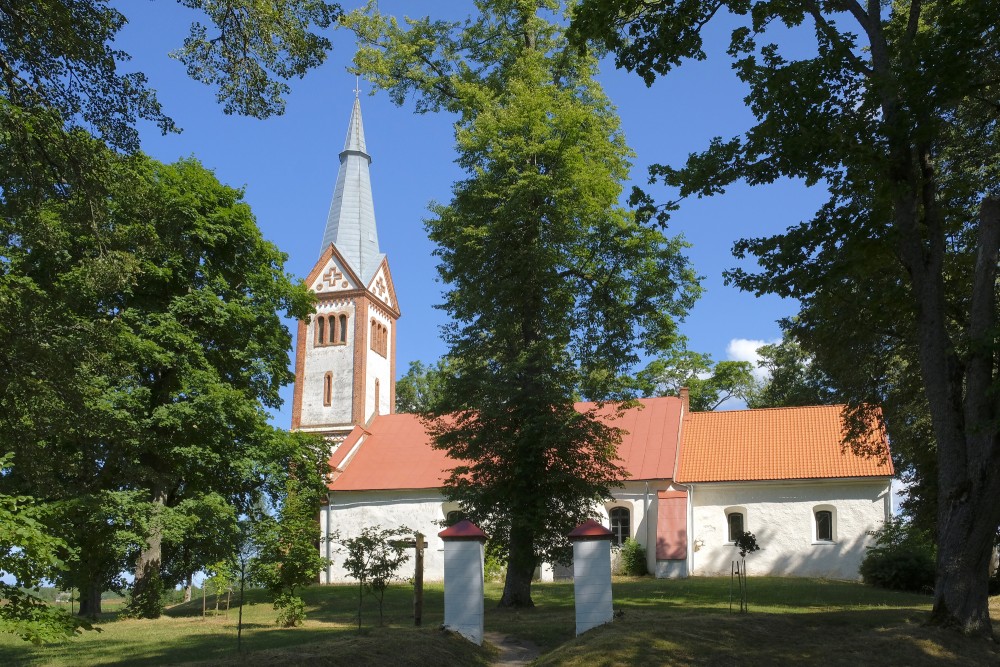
left=321, top=489, right=449, bottom=583
left=688, top=478, right=891, bottom=580
left=364, top=308, right=393, bottom=420
left=598, top=481, right=675, bottom=575
left=301, top=299, right=357, bottom=427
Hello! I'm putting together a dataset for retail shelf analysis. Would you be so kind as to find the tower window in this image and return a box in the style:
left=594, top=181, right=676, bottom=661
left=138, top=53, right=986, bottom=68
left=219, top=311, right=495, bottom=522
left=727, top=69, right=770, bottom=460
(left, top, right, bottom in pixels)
left=370, top=319, right=388, bottom=357
left=316, top=315, right=326, bottom=347
left=323, top=371, right=333, bottom=406
left=374, top=378, right=380, bottom=416
left=339, top=314, right=348, bottom=344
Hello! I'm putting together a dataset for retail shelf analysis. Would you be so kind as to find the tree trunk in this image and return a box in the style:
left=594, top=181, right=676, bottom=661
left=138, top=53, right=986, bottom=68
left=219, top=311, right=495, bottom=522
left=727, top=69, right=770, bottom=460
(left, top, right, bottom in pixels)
left=906, top=197, right=1000, bottom=637
left=499, top=525, right=535, bottom=608
left=128, top=485, right=167, bottom=618
left=77, top=580, right=102, bottom=618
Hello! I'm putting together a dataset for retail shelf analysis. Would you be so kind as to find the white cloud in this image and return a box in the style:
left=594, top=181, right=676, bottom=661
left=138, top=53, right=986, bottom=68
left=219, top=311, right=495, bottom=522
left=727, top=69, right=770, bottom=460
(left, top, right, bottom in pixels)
left=726, top=337, right=780, bottom=382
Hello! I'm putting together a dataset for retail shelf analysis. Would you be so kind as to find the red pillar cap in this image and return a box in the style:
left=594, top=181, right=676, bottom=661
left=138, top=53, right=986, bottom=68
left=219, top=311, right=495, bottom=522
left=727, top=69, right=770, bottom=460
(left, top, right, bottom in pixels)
left=568, top=519, right=614, bottom=541
left=438, top=519, right=488, bottom=541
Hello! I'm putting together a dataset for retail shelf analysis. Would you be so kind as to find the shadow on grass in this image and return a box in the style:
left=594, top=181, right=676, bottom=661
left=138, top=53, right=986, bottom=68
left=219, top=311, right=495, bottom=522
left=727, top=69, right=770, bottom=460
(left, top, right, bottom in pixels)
left=535, top=607, right=1000, bottom=667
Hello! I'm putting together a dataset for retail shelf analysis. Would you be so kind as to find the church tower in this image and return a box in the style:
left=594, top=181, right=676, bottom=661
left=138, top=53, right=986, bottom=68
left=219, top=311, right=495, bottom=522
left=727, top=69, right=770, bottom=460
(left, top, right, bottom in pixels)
left=291, top=96, right=399, bottom=444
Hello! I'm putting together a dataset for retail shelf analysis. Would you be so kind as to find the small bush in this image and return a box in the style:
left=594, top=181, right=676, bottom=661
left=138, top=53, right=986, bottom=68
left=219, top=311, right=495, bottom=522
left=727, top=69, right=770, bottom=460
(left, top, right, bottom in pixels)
left=619, top=538, right=648, bottom=576
left=859, top=516, right=935, bottom=592
left=273, top=593, right=306, bottom=627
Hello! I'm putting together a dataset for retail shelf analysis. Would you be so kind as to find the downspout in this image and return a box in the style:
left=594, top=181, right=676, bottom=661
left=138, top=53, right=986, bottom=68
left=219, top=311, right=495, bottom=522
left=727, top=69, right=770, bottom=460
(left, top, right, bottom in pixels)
left=644, top=482, right=652, bottom=574
left=687, top=483, right=694, bottom=576
left=326, top=491, right=334, bottom=584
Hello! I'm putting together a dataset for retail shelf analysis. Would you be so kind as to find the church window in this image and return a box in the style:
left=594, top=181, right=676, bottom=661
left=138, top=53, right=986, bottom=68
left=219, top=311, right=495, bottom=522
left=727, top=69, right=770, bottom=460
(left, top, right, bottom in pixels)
left=339, top=314, right=348, bottom=344
left=316, top=315, right=326, bottom=347
left=374, top=379, right=380, bottom=416
left=609, top=507, right=630, bottom=546
left=323, top=372, right=333, bottom=406
left=727, top=512, right=745, bottom=543
left=370, top=319, right=388, bottom=356
left=445, top=511, right=465, bottom=526
left=813, top=506, right=836, bottom=542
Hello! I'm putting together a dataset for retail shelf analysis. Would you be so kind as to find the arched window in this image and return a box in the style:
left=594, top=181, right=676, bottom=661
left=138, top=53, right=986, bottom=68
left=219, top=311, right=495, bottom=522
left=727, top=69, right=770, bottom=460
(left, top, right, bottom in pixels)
left=316, top=315, right=326, bottom=346
left=727, top=511, right=745, bottom=543
left=323, top=371, right=333, bottom=406
left=609, top=507, right=630, bottom=546
left=445, top=510, right=465, bottom=527
left=374, top=378, right=380, bottom=416
left=813, top=506, right=836, bottom=542
left=339, top=314, right=348, bottom=344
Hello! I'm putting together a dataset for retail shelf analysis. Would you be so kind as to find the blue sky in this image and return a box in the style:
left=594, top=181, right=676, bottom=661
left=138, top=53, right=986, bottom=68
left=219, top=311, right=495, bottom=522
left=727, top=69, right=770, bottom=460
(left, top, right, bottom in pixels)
left=112, top=1, right=829, bottom=427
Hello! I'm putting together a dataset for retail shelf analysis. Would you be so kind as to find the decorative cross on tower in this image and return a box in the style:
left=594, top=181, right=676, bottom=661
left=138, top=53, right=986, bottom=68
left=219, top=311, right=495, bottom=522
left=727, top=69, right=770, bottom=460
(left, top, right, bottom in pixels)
left=317, top=265, right=344, bottom=291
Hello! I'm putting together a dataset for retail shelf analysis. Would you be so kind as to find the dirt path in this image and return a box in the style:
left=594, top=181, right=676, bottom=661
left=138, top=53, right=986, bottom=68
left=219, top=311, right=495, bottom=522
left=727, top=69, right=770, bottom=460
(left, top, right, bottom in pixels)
left=484, top=631, right=542, bottom=666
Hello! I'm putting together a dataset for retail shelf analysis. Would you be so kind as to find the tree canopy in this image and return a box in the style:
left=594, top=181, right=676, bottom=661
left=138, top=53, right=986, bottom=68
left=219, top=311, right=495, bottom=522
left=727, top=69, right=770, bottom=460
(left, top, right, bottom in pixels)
left=346, top=0, right=700, bottom=607
left=572, top=0, right=1000, bottom=636
left=637, top=340, right=755, bottom=410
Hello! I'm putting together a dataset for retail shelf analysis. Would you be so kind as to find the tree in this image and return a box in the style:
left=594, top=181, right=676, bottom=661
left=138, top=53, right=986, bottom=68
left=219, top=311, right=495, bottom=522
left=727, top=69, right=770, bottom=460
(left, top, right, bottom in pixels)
left=0, top=0, right=339, bottom=625
left=346, top=0, right=700, bottom=608
left=637, top=339, right=756, bottom=410
left=340, top=526, right=411, bottom=629
left=0, top=143, right=315, bottom=618
left=572, top=0, right=1000, bottom=636
left=745, top=333, right=839, bottom=409
left=395, top=359, right=451, bottom=414
left=0, top=456, right=89, bottom=643
left=251, top=432, right=331, bottom=627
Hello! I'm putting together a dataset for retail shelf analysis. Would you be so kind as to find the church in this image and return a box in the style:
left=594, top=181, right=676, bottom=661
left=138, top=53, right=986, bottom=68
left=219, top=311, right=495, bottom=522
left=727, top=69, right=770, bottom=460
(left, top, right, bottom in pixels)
left=292, top=98, right=894, bottom=583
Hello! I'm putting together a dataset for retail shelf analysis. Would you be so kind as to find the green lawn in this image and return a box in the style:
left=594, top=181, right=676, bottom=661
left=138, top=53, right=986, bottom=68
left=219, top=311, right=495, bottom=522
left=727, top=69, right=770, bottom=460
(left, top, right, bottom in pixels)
left=1, top=578, right=997, bottom=666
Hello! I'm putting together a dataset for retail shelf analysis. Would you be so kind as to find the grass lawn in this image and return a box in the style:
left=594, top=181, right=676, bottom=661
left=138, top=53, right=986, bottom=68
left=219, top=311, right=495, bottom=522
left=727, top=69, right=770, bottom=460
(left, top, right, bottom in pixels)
left=0, top=578, right=997, bottom=666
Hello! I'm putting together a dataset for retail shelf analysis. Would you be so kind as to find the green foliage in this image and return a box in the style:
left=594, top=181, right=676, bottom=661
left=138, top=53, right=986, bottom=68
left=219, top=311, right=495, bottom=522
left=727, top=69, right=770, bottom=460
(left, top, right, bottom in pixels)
left=860, top=518, right=936, bottom=593
left=346, top=0, right=700, bottom=608
left=395, top=359, right=452, bottom=414
left=571, top=0, right=1000, bottom=633
left=0, top=455, right=90, bottom=642
left=251, top=432, right=332, bottom=626
left=618, top=538, right=648, bottom=576
left=746, top=333, right=839, bottom=409
left=170, top=1, right=342, bottom=118
left=734, top=532, right=760, bottom=560
left=272, top=593, right=307, bottom=628
left=637, top=339, right=756, bottom=410
left=340, top=526, right=412, bottom=629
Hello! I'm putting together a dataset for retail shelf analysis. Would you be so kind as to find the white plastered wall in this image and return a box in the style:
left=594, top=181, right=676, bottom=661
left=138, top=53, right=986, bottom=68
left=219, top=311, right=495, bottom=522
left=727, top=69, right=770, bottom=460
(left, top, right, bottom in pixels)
left=688, top=478, right=891, bottom=580
left=321, top=490, right=449, bottom=583
left=300, top=299, right=356, bottom=427
left=364, top=307, right=393, bottom=421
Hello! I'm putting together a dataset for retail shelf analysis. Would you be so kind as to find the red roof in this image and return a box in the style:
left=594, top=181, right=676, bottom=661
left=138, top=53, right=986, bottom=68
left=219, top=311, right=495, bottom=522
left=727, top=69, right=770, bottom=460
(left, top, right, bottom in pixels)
left=327, top=399, right=892, bottom=492
left=329, top=396, right=683, bottom=492
left=676, top=405, right=893, bottom=483
left=329, top=413, right=453, bottom=491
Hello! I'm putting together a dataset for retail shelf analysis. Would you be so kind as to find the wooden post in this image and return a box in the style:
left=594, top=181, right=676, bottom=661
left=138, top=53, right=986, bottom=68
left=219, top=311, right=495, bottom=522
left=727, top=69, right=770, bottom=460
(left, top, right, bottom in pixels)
left=414, top=533, right=425, bottom=626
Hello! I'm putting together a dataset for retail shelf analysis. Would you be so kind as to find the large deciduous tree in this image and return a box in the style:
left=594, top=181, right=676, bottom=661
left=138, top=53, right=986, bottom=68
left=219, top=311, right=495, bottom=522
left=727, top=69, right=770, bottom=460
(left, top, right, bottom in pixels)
left=0, top=1, right=339, bottom=626
left=572, top=0, right=1000, bottom=636
left=346, top=0, right=699, bottom=607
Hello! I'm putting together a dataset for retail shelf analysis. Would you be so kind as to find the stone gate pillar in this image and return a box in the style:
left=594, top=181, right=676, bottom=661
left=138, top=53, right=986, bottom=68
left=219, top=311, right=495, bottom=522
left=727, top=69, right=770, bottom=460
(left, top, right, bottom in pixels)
left=569, top=519, right=614, bottom=635
left=439, top=519, right=488, bottom=645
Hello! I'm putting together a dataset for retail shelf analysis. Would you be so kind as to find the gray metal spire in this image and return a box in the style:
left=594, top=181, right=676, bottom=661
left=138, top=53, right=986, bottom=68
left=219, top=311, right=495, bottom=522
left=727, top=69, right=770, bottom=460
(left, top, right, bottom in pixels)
left=320, top=96, right=383, bottom=282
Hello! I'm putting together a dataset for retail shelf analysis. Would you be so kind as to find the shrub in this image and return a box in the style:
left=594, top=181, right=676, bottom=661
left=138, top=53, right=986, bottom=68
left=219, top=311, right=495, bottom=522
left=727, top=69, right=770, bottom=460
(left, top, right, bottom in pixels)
left=859, top=516, right=935, bottom=592
left=619, top=538, right=648, bottom=576
left=273, top=593, right=306, bottom=627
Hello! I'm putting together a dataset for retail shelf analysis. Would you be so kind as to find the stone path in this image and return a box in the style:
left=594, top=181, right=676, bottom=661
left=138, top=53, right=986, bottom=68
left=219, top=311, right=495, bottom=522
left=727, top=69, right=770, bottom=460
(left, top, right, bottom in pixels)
left=484, top=631, right=542, bottom=666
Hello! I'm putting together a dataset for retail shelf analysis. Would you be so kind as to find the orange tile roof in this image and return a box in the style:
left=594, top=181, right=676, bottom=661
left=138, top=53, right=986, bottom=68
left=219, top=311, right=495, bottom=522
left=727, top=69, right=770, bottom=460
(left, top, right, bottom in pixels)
left=329, top=396, right=684, bottom=492
left=676, top=405, right=893, bottom=483
left=329, top=413, right=453, bottom=491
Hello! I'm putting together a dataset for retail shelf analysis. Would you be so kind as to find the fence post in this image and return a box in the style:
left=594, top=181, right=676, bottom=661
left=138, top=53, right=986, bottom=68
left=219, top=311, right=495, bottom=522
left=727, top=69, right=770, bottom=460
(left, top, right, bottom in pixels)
left=569, top=519, right=615, bottom=636
left=438, top=520, right=488, bottom=645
